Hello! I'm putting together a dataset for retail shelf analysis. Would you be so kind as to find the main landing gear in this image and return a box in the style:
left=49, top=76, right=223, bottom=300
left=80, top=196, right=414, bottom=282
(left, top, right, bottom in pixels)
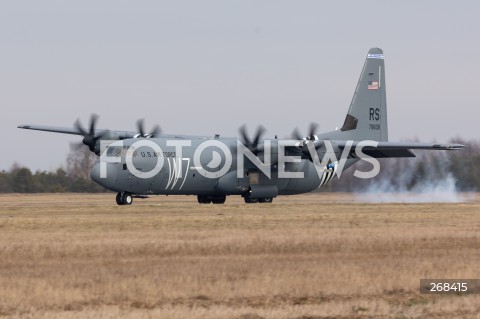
left=243, top=195, right=273, bottom=204
left=114, top=193, right=272, bottom=205
left=197, top=194, right=227, bottom=204
left=116, top=192, right=133, bottom=205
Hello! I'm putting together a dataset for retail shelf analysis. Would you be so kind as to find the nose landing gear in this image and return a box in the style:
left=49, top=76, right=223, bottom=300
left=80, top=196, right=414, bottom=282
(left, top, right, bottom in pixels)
left=116, top=192, right=133, bottom=205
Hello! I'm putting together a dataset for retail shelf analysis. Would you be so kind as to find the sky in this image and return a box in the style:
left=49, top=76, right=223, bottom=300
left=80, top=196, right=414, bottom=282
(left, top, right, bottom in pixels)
left=1, top=1, right=479, bottom=171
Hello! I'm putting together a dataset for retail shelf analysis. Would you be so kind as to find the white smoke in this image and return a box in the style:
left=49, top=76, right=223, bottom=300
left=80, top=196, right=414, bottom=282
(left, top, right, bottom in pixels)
left=354, top=173, right=473, bottom=203
left=352, top=151, right=474, bottom=203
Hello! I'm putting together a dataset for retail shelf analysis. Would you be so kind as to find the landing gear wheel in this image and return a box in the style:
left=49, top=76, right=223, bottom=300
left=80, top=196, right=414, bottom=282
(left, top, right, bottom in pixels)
left=117, top=192, right=133, bottom=205
left=197, top=195, right=212, bottom=204
left=259, top=197, right=273, bottom=203
left=116, top=193, right=123, bottom=205
left=122, top=193, right=133, bottom=205
left=244, top=196, right=259, bottom=204
left=212, top=195, right=226, bottom=204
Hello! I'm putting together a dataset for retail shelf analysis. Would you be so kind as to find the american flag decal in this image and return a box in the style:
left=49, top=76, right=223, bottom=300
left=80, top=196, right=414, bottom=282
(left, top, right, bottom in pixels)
left=368, top=80, right=379, bottom=90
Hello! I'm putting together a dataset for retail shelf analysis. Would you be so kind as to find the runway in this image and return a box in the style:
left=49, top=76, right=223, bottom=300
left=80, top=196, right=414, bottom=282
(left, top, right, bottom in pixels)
left=0, top=193, right=479, bottom=318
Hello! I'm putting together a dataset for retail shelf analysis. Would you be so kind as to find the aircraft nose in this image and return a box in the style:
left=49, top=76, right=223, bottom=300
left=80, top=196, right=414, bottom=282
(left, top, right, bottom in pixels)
left=90, top=163, right=118, bottom=190
left=90, top=163, right=101, bottom=183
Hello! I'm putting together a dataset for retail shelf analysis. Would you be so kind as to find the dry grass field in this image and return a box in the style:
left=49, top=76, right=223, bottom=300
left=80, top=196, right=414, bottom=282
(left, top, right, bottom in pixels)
left=0, top=193, right=479, bottom=319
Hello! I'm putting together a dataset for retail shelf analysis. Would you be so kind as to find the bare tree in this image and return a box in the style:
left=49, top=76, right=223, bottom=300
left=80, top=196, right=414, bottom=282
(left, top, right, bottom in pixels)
left=66, top=146, right=98, bottom=180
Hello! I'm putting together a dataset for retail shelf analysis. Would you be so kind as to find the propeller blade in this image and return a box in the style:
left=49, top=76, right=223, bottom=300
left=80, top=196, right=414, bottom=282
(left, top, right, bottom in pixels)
left=150, top=124, right=161, bottom=137
left=136, top=119, right=161, bottom=137
left=238, top=124, right=267, bottom=155
left=292, top=127, right=303, bottom=141
left=308, top=122, right=319, bottom=140
left=137, top=119, right=145, bottom=137
left=239, top=124, right=252, bottom=146
left=74, top=119, right=87, bottom=136
left=253, top=125, right=266, bottom=146
left=89, top=114, right=98, bottom=136
left=291, top=122, right=319, bottom=143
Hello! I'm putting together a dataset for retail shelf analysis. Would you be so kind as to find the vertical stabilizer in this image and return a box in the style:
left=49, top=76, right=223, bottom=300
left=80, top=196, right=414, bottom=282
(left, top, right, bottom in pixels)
left=339, top=48, right=388, bottom=141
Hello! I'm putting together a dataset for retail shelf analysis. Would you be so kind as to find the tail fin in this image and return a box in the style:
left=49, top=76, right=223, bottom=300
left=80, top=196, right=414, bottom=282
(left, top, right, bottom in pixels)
left=338, top=48, right=388, bottom=141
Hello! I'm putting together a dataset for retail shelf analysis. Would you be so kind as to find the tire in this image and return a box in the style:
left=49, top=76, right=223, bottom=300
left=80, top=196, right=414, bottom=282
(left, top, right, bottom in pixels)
left=122, top=193, right=133, bottom=205
left=212, top=195, right=226, bottom=204
left=259, top=197, right=273, bottom=203
left=197, top=195, right=212, bottom=204
left=116, top=193, right=123, bottom=205
left=244, top=196, right=259, bottom=204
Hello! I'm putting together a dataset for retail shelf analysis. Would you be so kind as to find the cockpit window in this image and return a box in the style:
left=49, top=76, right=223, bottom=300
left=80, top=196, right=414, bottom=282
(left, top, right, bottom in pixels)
left=106, top=146, right=125, bottom=157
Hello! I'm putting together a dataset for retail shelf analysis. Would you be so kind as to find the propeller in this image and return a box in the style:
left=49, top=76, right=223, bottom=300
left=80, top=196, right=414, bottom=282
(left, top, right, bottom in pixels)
left=74, top=114, right=106, bottom=154
left=291, top=122, right=323, bottom=161
left=239, top=124, right=266, bottom=155
left=292, top=122, right=319, bottom=143
left=136, top=119, right=161, bottom=138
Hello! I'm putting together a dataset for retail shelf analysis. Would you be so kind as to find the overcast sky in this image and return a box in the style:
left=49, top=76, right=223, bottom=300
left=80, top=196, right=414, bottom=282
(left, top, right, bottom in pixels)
left=1, top=1, right=479, bottom=171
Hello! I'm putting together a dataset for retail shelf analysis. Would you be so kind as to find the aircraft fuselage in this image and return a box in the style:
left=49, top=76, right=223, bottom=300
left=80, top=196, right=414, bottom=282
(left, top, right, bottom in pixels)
left=90, top=137, right=344, bottom=200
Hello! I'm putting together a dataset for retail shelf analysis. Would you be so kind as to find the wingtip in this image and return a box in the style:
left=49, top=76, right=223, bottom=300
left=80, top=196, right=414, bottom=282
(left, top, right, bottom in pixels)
left=17, top=124, right=30, bottom=129
left=448, top=143, right=467, bottom=150
left=433, top=143, right=467, bottom=150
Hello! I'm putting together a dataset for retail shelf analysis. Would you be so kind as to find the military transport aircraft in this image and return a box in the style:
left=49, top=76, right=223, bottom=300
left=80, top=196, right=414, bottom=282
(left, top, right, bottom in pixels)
left=18, top=48, right=464, bottom=205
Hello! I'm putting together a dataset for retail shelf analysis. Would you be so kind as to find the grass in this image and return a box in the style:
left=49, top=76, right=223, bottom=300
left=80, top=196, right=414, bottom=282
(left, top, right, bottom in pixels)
left=0, top=193, right=479, bottom=318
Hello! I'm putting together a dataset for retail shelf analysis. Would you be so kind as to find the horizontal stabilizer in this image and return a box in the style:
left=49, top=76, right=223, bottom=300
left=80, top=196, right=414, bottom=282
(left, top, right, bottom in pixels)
left=361, top=148, right=415, bottom=158
left=334, top=141, right=466, bottom=151
left=329, top=141, right=466, bottom=158
left=373, top=142, right=465, bottom=150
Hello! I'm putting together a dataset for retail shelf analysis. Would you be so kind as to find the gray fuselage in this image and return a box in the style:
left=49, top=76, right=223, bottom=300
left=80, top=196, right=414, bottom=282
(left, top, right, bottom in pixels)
left=90, top=137, right=352, bottom=197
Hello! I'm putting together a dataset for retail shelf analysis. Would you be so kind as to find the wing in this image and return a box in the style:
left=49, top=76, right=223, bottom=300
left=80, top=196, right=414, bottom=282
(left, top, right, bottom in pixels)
left=17, top=124, right=137, bottom=139
left=17, top=123, right=212, bottom=141
left=17, top=124, right=85, bottom=136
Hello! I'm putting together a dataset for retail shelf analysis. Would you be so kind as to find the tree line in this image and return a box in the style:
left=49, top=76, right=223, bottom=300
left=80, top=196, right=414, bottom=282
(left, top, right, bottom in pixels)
left=0, top=148, right=105, bottom=193
left=0, top=166, right=106, bottom=193
left=1, top=138, right=478, bottom=193
left=327, top=138, right=480, bottom=192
